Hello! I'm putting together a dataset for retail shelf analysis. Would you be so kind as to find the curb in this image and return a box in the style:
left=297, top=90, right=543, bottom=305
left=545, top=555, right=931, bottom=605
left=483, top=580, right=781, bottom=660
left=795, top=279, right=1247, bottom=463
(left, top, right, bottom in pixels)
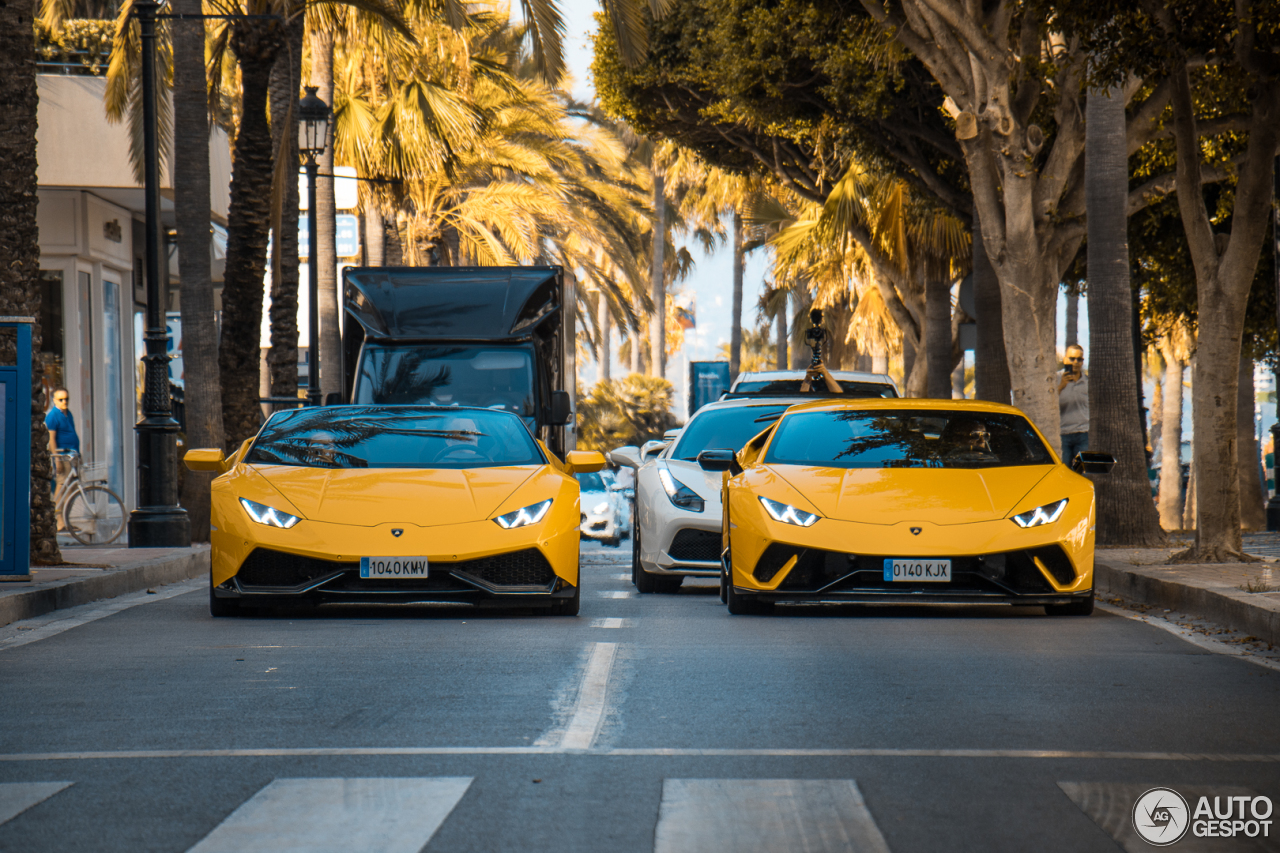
left=1094, top=558, right=1280, bottom=647
left=0, top=546, right=210, bottom=629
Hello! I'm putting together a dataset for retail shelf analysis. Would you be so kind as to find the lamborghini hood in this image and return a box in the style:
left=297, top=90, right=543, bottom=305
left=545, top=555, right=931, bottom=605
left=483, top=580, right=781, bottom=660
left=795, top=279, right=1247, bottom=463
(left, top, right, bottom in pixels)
left=249, top=464, right=541, bottom=527
left=771, top=465, right=1054, bottom=525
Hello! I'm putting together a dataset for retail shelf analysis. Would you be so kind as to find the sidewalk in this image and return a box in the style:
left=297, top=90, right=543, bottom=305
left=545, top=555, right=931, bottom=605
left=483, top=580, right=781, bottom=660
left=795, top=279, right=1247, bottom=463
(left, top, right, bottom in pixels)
left=1096, top=532, right=1280, bottom=647
left=0, top=540, right=210, bottom=629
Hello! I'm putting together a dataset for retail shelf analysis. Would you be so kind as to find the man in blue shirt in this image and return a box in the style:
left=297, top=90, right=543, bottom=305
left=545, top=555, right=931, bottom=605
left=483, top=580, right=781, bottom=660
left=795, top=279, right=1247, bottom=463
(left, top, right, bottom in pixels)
left=45, top=388, right=80, bottom=518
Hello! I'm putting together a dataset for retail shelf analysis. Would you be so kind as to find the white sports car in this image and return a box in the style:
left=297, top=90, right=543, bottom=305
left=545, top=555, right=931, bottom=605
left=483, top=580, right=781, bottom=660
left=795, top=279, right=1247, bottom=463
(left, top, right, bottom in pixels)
left=577, top=470, right=630, bottom=546
left=611, top=397, right=818, bottom=593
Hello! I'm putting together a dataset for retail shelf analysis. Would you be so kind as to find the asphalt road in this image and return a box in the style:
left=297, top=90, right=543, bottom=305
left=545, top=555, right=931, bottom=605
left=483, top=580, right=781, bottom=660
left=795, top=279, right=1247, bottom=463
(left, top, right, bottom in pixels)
left=1, top=539, right=1278, bottom=852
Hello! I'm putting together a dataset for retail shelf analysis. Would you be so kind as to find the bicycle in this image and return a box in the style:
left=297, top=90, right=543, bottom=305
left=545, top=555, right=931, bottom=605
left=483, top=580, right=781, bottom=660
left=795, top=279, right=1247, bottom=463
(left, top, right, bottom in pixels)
left=52, top=451, right=126, bottom=545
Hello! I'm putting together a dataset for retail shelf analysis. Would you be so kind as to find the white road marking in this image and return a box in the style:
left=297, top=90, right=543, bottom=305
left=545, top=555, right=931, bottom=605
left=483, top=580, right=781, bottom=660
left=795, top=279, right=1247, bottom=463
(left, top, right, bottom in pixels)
left=1097, top=602, right=1280, bottom=672
left=186, top=777, right=471, bottom=853
left=655, top=779, right=891, bottom=853
left=590, top=618, right=630, bottom=628
left=612, top=573, right=631, bottom=581
left=0, top=781, right=73, bottom=825
left=3, top=747, right=1276, bottom=762
left=0, top=579, right=204, bottom=650
left=558, top=642, right=619, bottom=750
left=598, top=591, right=633, bottom=599
left=1060, top=781, right=1263, bottom=853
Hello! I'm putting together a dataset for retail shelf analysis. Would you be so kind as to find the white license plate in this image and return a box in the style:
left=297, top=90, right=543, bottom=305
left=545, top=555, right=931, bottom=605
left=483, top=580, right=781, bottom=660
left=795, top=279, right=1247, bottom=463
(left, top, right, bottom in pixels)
left=883, top=558, right=951, bottom=582
left=360, top=556, right=429, bottom=579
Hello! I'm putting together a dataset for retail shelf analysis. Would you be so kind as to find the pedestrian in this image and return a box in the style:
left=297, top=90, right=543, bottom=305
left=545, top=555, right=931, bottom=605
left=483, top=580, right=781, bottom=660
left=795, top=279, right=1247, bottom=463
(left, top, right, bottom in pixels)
left=45, top=387, right=80, bottom=526
left=1058, top=345, right=1089, bottom=463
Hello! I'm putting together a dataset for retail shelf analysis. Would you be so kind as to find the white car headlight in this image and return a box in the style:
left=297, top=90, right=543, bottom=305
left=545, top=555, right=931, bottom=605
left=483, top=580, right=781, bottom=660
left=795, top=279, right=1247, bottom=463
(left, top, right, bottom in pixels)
left=494, top=499, right=553, bottom=529
left=759, top=496, right=819, bottom=527
left=591, top=501, right=611, bottom=515
left=658, top=467, right=705, bottom=512
left=239, top=497, right=301, bottom=529
left=1011, top=499, right=1068, bottom=528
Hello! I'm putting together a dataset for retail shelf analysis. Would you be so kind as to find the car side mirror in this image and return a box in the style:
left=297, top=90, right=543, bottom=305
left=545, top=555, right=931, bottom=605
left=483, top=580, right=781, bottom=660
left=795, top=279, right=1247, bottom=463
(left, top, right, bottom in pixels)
left=610, top=446, right=642, bottom=469
left=324, top=392, right=343, bottom=406
left=184, top=448, right=228, bottom=474
left=697, top=449, right=742, bottom=474
left=640, top=439, right=669, bottom=460
left=1071, top=451, right=1116, bottom=474
left=550, top=390, right=572, bottom=425
left=565, top=450, right=606, bottom=474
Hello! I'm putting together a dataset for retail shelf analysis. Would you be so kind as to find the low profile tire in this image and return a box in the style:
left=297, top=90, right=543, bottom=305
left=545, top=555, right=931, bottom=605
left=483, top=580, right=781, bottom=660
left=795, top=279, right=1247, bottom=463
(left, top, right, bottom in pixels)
left=209, top=583, right=241, bottom=618
left=719, top=561, right=729, bottom=604
left=550, top=583, right=581, bottom=616
left=726, top=569, right=772, bottom=615
left=632, top=521, right=659, bottom=593
left=1045, top=592, right=1094, bottom=616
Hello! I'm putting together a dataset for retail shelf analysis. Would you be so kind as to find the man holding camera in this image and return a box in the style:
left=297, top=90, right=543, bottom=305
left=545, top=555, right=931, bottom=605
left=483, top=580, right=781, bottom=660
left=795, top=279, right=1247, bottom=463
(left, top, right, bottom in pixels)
left=1058, top=344, right=1089, bottom=463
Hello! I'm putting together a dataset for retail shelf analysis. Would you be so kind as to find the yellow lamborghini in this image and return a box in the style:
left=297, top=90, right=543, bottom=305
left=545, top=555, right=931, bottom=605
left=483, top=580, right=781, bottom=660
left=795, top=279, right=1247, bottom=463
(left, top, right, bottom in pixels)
left=184, top=405, right=604, bottom=616
left=698, top=399, right=1112, bottom=616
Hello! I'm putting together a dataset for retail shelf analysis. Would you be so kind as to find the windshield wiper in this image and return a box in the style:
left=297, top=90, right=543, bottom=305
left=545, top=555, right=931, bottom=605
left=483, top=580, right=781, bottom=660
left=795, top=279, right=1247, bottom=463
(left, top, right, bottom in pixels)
left=753, top=412, right=784, bottom=423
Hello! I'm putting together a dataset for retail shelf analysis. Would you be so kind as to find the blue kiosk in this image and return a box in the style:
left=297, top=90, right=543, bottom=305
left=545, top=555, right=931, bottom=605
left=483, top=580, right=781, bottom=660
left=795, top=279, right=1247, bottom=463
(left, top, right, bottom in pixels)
left=1, top=317, right=33, bottom=581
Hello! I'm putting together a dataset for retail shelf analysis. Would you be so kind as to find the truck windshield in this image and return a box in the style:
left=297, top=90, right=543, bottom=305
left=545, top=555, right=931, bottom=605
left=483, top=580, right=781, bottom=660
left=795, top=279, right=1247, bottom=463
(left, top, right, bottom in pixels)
left=354, top=345, right=536, bottom=422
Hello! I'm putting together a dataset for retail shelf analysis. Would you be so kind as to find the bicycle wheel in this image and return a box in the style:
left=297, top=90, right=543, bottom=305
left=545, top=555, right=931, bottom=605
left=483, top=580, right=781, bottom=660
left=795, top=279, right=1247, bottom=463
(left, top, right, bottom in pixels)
left=64, top=484, right=127, bottom=545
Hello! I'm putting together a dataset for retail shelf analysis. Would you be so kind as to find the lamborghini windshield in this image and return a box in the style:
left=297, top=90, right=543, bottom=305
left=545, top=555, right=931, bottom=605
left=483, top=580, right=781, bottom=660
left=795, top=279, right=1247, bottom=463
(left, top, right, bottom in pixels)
left=765, top=409, right=1054, bottom=470
left=246, top=406, right=545, bottom=470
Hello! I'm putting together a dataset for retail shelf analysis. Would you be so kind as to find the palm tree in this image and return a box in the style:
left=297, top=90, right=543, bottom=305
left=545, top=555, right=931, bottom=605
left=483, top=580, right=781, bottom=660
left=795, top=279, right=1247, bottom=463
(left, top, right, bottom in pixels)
left=266, top=14, right=304, bottom=403
left=1156, top=319, right=1192, bottom=531
left=1084, top=86, right=1164, bottom=546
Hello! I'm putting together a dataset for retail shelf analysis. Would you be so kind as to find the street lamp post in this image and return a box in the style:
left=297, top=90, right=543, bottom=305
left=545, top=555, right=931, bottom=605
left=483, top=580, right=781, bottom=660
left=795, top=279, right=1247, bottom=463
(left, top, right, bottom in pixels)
left=1269, top=155, right=1280, bottom=530
left=298, top=86, right=330, bottom=408
left=129, top=0, right=190, bottom=547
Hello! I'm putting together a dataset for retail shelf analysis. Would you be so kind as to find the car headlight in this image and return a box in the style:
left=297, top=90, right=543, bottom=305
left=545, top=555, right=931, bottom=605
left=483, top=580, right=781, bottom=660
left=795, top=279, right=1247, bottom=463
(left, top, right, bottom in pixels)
left=1011, top=499, right=1068, bottom=528
left=239, top=497, right=301, bottom=529
left=658, top=468, right=705, bottom=512
left=759, top=496, right=819, bottom=527
left=494, top=499, right=553, bottom=529
left=591, top=501, right=611, bottom=515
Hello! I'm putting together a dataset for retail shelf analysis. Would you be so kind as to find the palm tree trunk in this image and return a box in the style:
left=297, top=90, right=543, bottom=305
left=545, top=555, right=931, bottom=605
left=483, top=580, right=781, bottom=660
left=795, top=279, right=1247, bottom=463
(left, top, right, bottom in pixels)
left=972, top=210, right=1011, bottom=404
left=312, top=29, right=341, bottom=397
left=1158, top=338, right=1184, bottom=530
left=1085, top=85, right=1164, bottom=546
left=925, top=276, right=951, bottom=398
left=364, top=207, right=385, bottom=266
left=220, top=26, right=283, bottom=445
left=598, top=293, right=611, bottom=381
left=0, top=13, right=60, bottom=564
left=775, top=299, right=787, bottom=369
left=789, top=288, right=811, bottom=369
left=730, top=211, right=744, bottom=379
left=650, top=172, right=666, bottom=378
left=1065, top=288, right=1079, bottom=347
left=1238, top=358, right=1265, bottom=530
left=173, top=0, right=223, bottom=540
left=267, top=19, right=303, bottom=402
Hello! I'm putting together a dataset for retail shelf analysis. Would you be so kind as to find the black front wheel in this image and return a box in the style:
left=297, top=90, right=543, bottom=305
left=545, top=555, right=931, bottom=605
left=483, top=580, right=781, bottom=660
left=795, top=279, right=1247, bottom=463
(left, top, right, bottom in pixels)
left=550, top=583, right=581, bottom=616
left=209, top=583, right=241, bottom=618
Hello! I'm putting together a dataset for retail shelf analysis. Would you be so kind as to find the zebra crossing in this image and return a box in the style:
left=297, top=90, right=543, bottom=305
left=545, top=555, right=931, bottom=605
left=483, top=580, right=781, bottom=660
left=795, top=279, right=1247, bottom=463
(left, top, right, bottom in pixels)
left=0, top=775, right=1221, bottom=851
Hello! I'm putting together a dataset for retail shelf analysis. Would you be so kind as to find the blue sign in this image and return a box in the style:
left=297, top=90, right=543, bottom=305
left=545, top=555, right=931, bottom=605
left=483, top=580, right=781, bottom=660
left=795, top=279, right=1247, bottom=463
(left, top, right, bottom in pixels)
left=689, top=361, right=731, bottom=415
left=298, top=215, right=361, bottom=259
left=1, top=319, right=33, bottom=577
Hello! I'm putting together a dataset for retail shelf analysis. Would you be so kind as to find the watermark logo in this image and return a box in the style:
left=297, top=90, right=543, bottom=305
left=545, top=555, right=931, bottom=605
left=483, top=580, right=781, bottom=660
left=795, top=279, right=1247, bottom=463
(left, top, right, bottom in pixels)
left=1132, top=787, right=1190, bottom=846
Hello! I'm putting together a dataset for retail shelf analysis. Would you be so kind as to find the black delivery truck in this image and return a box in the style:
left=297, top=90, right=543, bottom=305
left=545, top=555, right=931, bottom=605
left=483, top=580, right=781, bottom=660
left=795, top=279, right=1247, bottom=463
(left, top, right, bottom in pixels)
left=340, top=266, right=576, bottom=456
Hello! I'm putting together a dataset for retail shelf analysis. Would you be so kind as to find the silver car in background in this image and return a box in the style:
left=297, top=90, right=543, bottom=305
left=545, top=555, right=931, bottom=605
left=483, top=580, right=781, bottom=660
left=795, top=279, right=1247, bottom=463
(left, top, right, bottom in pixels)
left=577, top=470, right=630, bottom=547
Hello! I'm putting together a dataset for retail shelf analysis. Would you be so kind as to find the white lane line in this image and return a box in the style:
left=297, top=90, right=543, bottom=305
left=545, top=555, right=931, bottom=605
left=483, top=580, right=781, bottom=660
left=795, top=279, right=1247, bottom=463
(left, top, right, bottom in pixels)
left=187, top=777, right=472, bottom=853
left=1097, top=602, right=1280, bottom=672
left=655, top=779, right=891, bottom=853
left=590, top=618, right=630, bottom=628
left=7, top=747, right=1275, bottom=762
left=0, top=579, right=204, bottom=650
left=559, top=642, right=618, bottom=750
left=598, top=591, right=633, bottom=599
left=0, top=781, right=73, bottom=825
left=611, top=573, right=631, bottom=580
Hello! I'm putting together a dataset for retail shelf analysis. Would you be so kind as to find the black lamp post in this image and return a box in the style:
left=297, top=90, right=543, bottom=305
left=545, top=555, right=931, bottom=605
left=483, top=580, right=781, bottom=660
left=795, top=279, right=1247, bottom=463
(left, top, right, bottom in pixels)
left=1267, top=154, right=1280, bottom=531
left=298, top=86, right=330, bottom=407
left=129, top=0, right=190, bottom=547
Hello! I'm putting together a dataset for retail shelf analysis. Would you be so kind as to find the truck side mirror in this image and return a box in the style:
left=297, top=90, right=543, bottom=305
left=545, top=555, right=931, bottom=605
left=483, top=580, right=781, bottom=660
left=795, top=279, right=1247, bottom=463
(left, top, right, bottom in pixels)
left=697, top=449, right=741, bottom=474
left=610, top=446, right=642, bottom=469
left=1071, top=451, right=1116, bottom=474
left=550, top=390, right=572, bottom=425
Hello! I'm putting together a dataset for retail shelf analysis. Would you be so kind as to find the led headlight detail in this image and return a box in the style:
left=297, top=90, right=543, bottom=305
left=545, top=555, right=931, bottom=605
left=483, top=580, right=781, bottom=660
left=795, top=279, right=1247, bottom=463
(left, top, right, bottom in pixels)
left=239, top=497, right=301, bottom=529
left=759, top=496, right=819, bottom=527
left=1011, top=499, right=1068, bottom=528
left=658, top=468, right=705, bottom=512
left=494, top=499, right=553, bottom=529
left=591, top=501, right=611, bottom=515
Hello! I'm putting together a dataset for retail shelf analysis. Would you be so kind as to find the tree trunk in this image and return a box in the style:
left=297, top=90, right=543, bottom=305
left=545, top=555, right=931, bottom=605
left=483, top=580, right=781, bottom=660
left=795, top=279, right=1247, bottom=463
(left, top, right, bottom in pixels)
left=219, top=26, right=283, bottom=445
left=1183, top=456, right=1197, bottom=532
left=1085, top=86, right=1164, bottom=546
left=383, top=215, right=403, bottom=265
left=973, top=210, right=1011, bottom=405
left=1156, top=339, right=1190, bottom=531
left=598, top=293, right=611, bottom=382
left=364, top=207, right=385, bottom=266
left=0, top=8, right=60, bottom=564
left=730, top=211, right=744, bottom=380
left=1238, top=359, right=1265, bottom=530
left=902, top=333, right=927, bottom=398
left=267, top=18, right=303, bottom=402
left=649, top=171, right=666, bottom=378
left=173, top=0, right=223, bottom=540
left=775, top=300, right=787, bottom=369
left=925, top=276, right=951, bottom=398
left=1065, top=289, right=1079, bottom=347
left=790, top=289, right=811, bottom=369
left=312, top=29, right=341, bottom=398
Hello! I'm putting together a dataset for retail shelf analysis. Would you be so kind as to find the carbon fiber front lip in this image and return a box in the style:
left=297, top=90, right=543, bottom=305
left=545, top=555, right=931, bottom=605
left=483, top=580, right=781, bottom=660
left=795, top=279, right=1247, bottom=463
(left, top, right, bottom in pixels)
left=730, top=587, right=1092, bottom=606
